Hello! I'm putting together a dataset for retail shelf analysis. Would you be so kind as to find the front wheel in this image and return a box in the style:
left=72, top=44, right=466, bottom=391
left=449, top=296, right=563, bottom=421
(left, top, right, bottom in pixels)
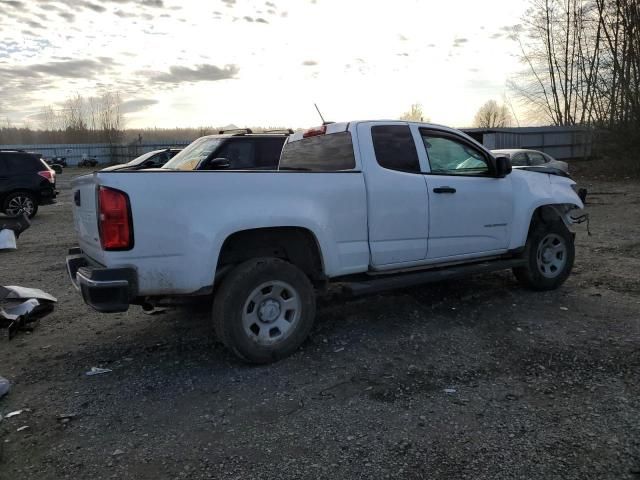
left=213, top=258, right=316, bottom=364
left=513, top=219, right=574, bottom=290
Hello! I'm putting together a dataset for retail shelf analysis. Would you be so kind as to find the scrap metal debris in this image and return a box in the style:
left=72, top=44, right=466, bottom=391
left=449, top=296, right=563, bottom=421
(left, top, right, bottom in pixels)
left=0, top=286, right=57, bottom=339
left=0, top=214, right=31, bottom=250
left=0, top=376, right=9, bottom=398
left=85, top=367, right=112, bottom=376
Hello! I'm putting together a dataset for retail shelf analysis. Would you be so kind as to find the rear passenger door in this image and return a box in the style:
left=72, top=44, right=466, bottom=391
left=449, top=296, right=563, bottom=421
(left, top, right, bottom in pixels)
left=358, top=122, right=430, bottom=266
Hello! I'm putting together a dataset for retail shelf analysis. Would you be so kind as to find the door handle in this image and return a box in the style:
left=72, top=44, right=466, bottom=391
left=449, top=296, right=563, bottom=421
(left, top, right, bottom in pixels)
left=433, top=186, right=456, bottom=194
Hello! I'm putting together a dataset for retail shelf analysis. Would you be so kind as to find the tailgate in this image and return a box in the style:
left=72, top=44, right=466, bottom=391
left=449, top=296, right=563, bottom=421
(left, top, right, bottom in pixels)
left=71, top=174, right=105, bottom=263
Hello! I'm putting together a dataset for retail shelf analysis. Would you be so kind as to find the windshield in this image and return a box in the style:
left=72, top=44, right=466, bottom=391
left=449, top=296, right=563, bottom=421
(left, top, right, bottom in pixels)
left=129, top=150, right=158, bottom=166
left=163, top=137, right=221, bottom=170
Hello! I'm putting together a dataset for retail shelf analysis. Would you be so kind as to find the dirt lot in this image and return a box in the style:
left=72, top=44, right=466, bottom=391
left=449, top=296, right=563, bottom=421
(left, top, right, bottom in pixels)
left=1, top=167, right=639, bottom=479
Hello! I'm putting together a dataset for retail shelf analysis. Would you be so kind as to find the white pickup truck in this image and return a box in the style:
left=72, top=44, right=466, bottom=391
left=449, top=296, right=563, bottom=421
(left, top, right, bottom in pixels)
left=67, top=121, right=584, bottom=363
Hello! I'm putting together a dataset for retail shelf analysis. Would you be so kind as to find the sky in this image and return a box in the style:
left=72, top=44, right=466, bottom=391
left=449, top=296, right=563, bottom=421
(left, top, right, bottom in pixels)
left=0, top=0, right=527, bottom=129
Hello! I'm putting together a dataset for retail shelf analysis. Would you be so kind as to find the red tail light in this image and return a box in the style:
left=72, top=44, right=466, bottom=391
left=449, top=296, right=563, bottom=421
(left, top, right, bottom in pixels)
left=303, top=125, right=327, bottom=138
left=98, top=186, right=133, bottom=250
left=38, top=170, right=55, bottom=184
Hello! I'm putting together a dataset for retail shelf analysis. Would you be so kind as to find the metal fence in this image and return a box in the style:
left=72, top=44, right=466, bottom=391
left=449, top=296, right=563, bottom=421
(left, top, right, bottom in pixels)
left=461, top=126, right=592, bottom=160
left=0, top=141, right=191, bottom=166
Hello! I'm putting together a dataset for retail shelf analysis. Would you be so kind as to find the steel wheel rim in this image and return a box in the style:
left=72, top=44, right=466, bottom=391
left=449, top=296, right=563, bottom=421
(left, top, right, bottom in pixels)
left=6, top=195, right=34, bottom=217
left=536, top=233, right=567, bottom=278
left=242, top=280, right=301, bottom=345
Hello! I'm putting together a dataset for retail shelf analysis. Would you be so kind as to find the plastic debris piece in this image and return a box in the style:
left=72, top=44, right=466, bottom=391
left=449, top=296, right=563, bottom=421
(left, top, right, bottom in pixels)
left=5, top=410, right=23, bottom=418
left=0, top=229, right=17, bottom=250
left=560, top=306, right=569, bottom=311
left=443, top=388, right=457, bottom=394
left=112, top=449, right=125, bottom=456
left=0, top=376, right=9, bottom=398
left=85, top=367, right=112, bottom=376
left=16, top=425, right=29, bottom=432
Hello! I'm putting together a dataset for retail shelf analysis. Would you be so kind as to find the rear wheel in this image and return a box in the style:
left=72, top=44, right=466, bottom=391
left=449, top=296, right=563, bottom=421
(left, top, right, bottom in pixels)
left=213, top=257, right=316, bottom=364
left=3, top=191, right=38, bottom=218
left=513, top=218, right=574, bottom=290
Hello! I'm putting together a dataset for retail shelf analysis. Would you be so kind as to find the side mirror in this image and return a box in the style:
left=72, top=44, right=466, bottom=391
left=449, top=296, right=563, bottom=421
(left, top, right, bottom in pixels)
left=495, top=156, right=512, bottom=177
left=207, top=157, right=231, bottom=169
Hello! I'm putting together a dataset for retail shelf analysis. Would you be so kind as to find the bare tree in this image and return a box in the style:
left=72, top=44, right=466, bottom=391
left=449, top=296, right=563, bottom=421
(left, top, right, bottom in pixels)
left=399, top=103, right=427, bottom=121
left=473, top=100, right=513, bottom=128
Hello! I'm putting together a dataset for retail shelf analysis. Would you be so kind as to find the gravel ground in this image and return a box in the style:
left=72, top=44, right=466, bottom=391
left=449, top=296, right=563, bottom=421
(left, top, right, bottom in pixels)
left=0, top=167, right=639, bottom=479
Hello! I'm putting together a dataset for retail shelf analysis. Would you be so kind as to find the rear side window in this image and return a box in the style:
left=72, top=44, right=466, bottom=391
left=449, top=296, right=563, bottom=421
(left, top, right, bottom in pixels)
left=371, top=125, right=420, bottom=173
left=528, top=152, right=547, bottom=166
left=0, top=154, right=41, bottom=173
left=280, top=132, right=355, bottom=171
left=511, top=152, right=528, bottom=166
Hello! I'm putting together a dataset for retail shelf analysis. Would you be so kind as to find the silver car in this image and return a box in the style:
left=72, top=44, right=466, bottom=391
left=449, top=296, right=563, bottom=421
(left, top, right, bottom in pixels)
left=491, top=149, right=569, bottom=174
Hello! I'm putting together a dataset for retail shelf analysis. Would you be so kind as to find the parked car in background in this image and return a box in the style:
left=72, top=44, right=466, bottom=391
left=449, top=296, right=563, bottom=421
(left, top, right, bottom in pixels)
left=101, top=148, right=182, bottom=172
left=0, top=150, right=57, bottom=218
left=163, top=129, right=290, bottom=171
left=491, top=149, right=569, bottom=174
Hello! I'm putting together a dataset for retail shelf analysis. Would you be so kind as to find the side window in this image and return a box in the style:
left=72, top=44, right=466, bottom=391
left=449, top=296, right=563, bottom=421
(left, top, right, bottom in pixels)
left=420, top=131, right=489, bottom=175
left=528, top=152, right=547, bottom=166
left=3, top=154, right=36, bottom=173
left=256, top=138, right=285, bottom=169
left=216, top=140, right=255, bottom=169
left=511, top=152, right=528, bottom=166
left=371, top=125, right=420, bottom=173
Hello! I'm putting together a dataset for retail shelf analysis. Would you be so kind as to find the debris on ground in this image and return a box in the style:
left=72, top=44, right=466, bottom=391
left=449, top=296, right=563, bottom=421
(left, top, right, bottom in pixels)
left=0, top=214, right=31, bottom=250
left=443, top=388, right=457, bottom=394
left=85, top=367, right=113, bottom=376
left=0, top=229, right=17, bottom=250
left=0, top=376, right=9, bottom=398
left=5, top=410, right=23, bottom=418
left=16, top=425, right=29, bottom=432
left=0, top=286, right=57, bottom=339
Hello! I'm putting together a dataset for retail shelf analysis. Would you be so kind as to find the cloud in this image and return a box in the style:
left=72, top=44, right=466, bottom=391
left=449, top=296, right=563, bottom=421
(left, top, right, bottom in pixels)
left=265, top=1, right=275, bottom=6
left=302, top=60, right=317, bottom=66
left=244, top=15, right=254, bottom=22
left=58, top=11, right=75, bottom=22
left=490, top=33, right=503, bottom=39
left=222, top=0, right=236, bottom=6
left=149, top=64, right=239, bottom=83
left=453, top=37, right=468, bottom=47
left=1, top=0, right=24, bottom=8
left=255, top=17, right=268, bottom=23
left=0, top=58, right=116, bottom=79
left=121, top=98, right=159, bottom=114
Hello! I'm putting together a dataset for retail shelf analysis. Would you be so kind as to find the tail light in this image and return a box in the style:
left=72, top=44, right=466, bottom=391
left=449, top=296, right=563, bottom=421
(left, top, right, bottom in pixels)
left=38, top=170, right=55, bottom=184
left=303, top=125, right=327, bottom=138
left=98, top=186, right=133, bottom=250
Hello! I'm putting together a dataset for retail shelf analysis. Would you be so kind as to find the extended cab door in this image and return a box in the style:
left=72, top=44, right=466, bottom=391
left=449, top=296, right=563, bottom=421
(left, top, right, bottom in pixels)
left=357, top=123, right=430, bottom=266
left=419, top=129, right=513, bottom=259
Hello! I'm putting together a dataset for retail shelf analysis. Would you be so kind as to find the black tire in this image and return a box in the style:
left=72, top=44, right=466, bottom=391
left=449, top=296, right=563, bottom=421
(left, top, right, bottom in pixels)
left=3, top=191, right=38, bottom=218
left=513, top=218, right=574, bottom=290
left=213, top=257, right=316, bottom=364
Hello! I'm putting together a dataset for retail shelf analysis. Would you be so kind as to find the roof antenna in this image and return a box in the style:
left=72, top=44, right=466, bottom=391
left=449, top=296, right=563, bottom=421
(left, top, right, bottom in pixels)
left=314, top=103, right=333, bottom=125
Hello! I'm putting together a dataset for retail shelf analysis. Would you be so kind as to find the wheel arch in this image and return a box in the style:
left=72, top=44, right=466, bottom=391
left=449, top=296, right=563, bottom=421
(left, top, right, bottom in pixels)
left=215, top=226, right=326, bottom=286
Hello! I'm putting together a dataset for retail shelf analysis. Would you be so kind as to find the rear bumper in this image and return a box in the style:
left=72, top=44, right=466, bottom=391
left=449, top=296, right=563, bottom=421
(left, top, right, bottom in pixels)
left=39, top=187, right=58, bottom=205
left=66, top=248, right=137, bottom=313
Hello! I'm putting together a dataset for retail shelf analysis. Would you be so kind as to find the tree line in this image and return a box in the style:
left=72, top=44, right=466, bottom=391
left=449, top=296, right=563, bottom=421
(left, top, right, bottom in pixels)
left=511, top=0, right=639, bottom=135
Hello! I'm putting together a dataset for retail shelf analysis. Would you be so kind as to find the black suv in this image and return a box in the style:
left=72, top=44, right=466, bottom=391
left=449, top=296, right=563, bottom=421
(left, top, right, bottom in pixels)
left=0, top=150, right=57, bottom=218
left=162, top=130, right=291, bottom=171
